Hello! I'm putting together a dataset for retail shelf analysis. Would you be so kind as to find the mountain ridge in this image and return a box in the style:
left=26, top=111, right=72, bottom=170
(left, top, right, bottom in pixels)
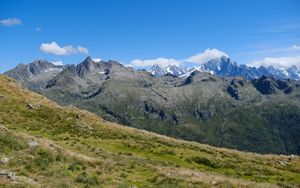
left=4, top=59, right=65, bottom=91
left=3, top=57, right=300, bottom=155
left=151, top=56, right=300, bottom=80
left=2, top=74, right=300, bottom=187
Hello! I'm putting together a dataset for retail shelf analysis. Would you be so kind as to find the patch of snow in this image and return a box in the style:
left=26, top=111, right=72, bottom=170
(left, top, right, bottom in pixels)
left=51, top=61, right=64, bottom=66
left=278, top=67, right=289, bottom=77
left=44, top=68, right=63, bottom=73
left=92, top=58, right=101, bottom=62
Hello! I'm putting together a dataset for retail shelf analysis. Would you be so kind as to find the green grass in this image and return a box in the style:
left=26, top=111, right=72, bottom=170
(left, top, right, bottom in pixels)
left=0, top=75, right=300, bottom=187
left=51, top=77, right=300, bottom=155
left=0, top=133, right=28, bottom=154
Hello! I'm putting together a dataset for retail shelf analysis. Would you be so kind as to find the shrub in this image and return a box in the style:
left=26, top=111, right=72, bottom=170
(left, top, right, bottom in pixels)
left=68, top=161, right=86, bottom=172
left=190, top=156, right=217, bottom=168
left=75, top=172, right=99, bottom=186
left=55, top=152, right=66, bottom=162
left=158, top=149, right=176, bottom=155
left=0, top=134, right=27, bottom=153
left=33, top=148, right=55, bottom=170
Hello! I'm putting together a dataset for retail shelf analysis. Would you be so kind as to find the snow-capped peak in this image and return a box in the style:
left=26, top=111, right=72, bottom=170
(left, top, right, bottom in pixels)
left=151, top=64, right=188, bottom=77
left=150, top=57, right=300, bottom=80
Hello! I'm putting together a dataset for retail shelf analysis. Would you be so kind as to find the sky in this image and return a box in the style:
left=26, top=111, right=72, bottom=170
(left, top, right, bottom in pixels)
left=0, top=0, right=300, bottom=72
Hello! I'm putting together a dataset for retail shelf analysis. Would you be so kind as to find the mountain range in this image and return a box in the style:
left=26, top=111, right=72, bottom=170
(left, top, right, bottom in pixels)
left=3, top=56, right=300, bottom=155
left=4, top=60, right=66, bottom=91
left=151, top=56, right=300, bottom=80
left=1, top=74, right=300, bottom=187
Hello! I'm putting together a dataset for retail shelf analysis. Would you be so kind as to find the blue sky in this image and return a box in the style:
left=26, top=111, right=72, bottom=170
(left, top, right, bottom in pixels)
left=0, top=0, right=300, bottom=72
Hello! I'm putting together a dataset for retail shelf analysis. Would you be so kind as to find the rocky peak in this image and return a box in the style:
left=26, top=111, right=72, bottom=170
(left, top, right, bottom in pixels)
left=190, top=70, right=204, bottom=77
left=77, top=56, right=97, bottom=77
left=151, top=64, right=188, bottom=77
left=251, top=75, right=293, bottom=95
left=80, top=56, right=95, bottom=68
left=252, top=76, right=277, bottom=94
left=29, top=60, right=56, bottom=75
left=180, top=70, right=208, bottom=86
left=151, top=64, right=165, bottom=77
left=149, top=56, right=300, bottom=81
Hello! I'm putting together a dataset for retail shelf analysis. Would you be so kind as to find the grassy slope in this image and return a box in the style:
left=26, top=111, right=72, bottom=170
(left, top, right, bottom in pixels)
left=0, top=75, right=300, bottom=188
left=59, top=78, right=300, bottom=155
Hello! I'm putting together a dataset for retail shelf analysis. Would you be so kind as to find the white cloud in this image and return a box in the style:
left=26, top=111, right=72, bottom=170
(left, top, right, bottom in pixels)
left=35, top=27, right=42, bottom=31
left=92, top=58, right=101, bottom=62
left=40, top=41, right=76, bottom=55
left=51, top=61, right=64, bottom=66
left=78, top=46, right=89, bottom=54
left=39, top=41, right=89, bottom=55
left=127, top=48, right=229, bottom=68
left=185, top=48, right=228, bottom=64
left=292, top=45, right=300, bottom=50
left=249, top=56, right=300, bottom=69
left=129, top=58, right=181, bottom=68
left=125, top=48, right=300, bottom=71
left=0, top=18, right=22, bottom=26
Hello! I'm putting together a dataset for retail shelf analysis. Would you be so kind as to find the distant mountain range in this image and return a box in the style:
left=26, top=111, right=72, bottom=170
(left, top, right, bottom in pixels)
left=151, top=64, right=188, bottom=77
left=151, top=56, right=300, bottom=80
left=3, top=56, right=300, bottom=154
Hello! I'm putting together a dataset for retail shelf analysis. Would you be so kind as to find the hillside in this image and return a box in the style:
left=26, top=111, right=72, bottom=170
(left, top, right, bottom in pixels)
left=0, top=75, right=300, bottom=187
left=5, top=57, right=300, bottom=154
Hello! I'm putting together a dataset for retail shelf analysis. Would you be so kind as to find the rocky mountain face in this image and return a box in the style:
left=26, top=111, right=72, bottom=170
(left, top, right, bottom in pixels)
left=151, top=64, right=188, bottom=76
left=3, top=60, right=64, bottom=91
left=4, top=57, right=300, bottom=154
left=151, top=56, right=300, bottom=80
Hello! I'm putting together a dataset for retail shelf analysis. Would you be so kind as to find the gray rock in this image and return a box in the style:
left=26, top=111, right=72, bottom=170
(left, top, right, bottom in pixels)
left=28, top=140, right=39, bottom=147
left=0, top=170, right=38, bottom=185
left=0, top=157, right=9, bottom=164
left=27, top=103, right=42, bottom=109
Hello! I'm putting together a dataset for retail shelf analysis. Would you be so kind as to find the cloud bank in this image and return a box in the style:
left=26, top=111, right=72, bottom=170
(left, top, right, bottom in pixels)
left=128, top=49, right=228, bottom=68
left=40, top=41, right=88, bottom=56
left=128, top=47, right=300, bottom=70
left=249, top=56, right=300, bottom=69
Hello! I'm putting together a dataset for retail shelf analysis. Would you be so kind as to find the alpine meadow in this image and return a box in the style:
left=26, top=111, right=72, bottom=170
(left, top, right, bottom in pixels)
left=1, top=0, right=300, bottom=187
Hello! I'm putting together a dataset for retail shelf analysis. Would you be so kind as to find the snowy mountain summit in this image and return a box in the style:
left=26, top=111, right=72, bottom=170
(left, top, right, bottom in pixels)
left=151, top=64, right=188, bottom=77
left=150, top=56, right=300, bottom=80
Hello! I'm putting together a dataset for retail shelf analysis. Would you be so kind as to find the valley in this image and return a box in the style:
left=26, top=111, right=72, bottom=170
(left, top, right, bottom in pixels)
left=0, top=75, right=300, bottom=187
left=4, top=57, right=300, bottom=154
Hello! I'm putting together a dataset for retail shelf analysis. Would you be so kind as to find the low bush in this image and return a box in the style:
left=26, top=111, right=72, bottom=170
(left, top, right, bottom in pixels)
left=68, top=161, right=86, bottom=172
left=190, top=156, right=217, bottom=168
left=75, top=172, right=99, bottom=186
left=0, top=134, right=28, bottom=153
